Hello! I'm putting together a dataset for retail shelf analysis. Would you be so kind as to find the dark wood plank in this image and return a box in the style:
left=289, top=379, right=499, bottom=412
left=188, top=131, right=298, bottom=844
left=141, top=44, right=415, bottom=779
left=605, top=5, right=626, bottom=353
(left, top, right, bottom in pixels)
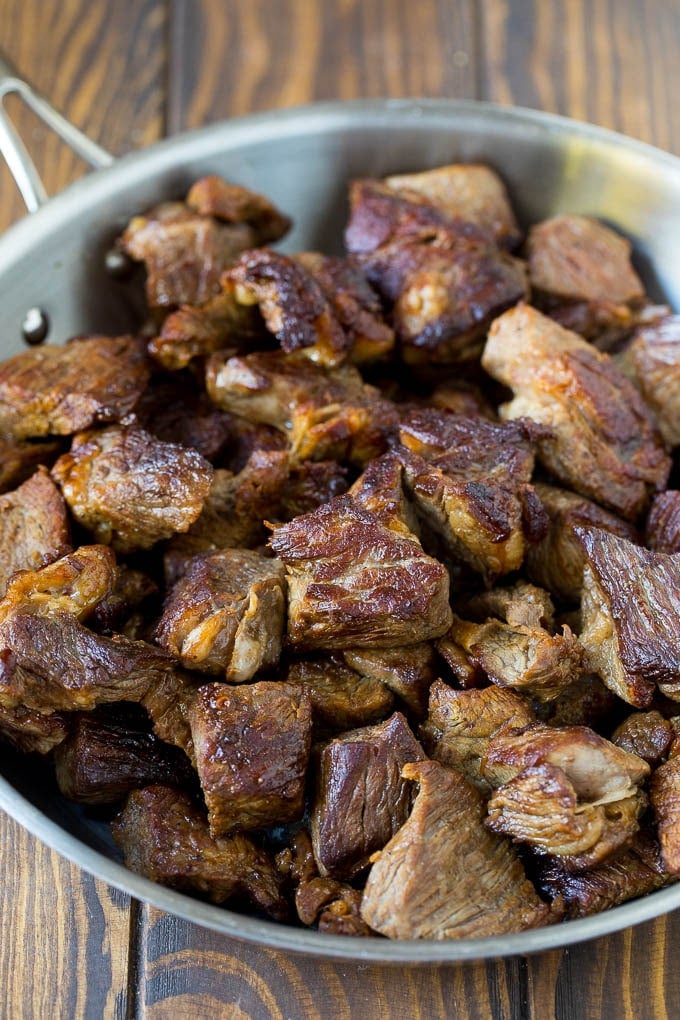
left=0, top=0, right=167, bottom=232
left=479, top=0, right=680, bottom=153
left=168, top=0, right=478, bottom=131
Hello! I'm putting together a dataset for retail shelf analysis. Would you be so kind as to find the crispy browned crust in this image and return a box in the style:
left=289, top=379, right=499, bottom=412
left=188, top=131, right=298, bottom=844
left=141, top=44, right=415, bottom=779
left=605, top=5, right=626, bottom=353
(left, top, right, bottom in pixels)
left=482, top=305, right=670, bottom=520
left=186, top=175, right=291, bottom=243
left=612, top=711, right=674, bottom=766
left=0, top=467, right=72, bottom=595
left=361, top=760, right=553, bottom=939
left=188, top=681, right=312, bottom=837
left=284, top=655, right=395, bottom=732
left=112, top=785, right=288, bottom=919
left=577, top=527, right=680, bottom=706
left=280, top=460, right=348, bottom=520
left=52, top=425, right=213, bottom=553
left=349, top=451, right=420, bottom=539
left=625, top=313, right=680, bottom=447
left=0, top=336, right=150, bottom=440
left=646, top=490, right=680, bottom=553
left=148, top=291, right=260, bottom=370
left=269, top=495, right=453, bottom=650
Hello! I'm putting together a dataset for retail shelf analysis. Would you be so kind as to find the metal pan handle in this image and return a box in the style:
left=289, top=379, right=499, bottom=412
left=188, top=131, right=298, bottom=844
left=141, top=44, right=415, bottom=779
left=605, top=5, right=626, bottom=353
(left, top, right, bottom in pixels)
left=0, top=51, right=114, bottom=213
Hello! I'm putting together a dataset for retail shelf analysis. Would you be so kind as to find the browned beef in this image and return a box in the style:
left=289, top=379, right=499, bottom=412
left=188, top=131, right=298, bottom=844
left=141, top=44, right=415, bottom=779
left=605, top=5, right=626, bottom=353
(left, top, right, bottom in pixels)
left=311, top=712, right=424, bottom=879
left=482, top=305, right=670, bottom=520
left=349, top=452, right=420, bottom=539
left=342, top=642, right=437, bottom=717
left=458, top=580, right=555, bottom=630
left=280, top=460, right=348, bottom=520
left=646, top=491, right=680, bottom=553
left=526, top=483, right=639, bottom=602
left=0, top=702, right=69, bottom=754
left=0, top=336, right=149, bottom=440
left=186, top=175, right=291, bottom=243
left=89, top=566, right=158, bottom=635
left=0, top=435, right=62, bottom=493
left=361, top=760, right=552, bottom=939
left=433, top=627, right=484, bottom=688
left=112, top=785, right=288, bottom=919
left=527, top=215, right=644, bottom=306
left=206, top=350, right=397, bottom=465
left=188, top=681, right=312, bottom=836
left=612, top=711, right=674, bottom=766
left=428, top=381, right=496, bottom=419
left=296, top=252, right=394, bottom=363
left=52, top=425, right=213, bottom=553
left=538, top=672, right=618, bottom=730
left=54, top=713, right=193, bottom=804
left=284, top=655, right=395, bottom=732
left=155, top=549, right=285, bottom=681
left=651, top=754, right=680, bottom=873
left=132, top=373, right=234, bottom=461
left=0, top=468, right=71, bottom=595
left=269, top=495, right=452, bottom=650
left=535, top=830, right=671, bottom=917
left=578, top=528, right=680, bottom=707
left=223, top=417, right=288, bottom=473
left=148, top=290, right=260, bottom=370
left=0, top=545, right=118, bottom=624
left=420, top=680, right=535, bottom=791
left=624, top=313, right=680, bottom=446
left=362, top=239, right=527, bottom=365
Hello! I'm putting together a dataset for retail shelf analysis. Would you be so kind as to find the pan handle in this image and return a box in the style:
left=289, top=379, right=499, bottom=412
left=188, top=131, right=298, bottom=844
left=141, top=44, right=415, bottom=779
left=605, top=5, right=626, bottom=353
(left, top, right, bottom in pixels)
left=0, top=51, right=114, bottom=213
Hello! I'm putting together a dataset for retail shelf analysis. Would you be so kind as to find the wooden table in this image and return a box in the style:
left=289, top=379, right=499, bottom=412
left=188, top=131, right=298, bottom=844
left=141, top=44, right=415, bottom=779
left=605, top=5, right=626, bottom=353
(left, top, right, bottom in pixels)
left=0, top=1, right=679, bottom=1016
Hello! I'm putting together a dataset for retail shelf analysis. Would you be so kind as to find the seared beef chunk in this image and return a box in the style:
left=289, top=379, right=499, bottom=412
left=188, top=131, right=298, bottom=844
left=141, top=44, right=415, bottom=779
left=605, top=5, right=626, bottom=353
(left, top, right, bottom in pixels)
left=206, top=350, right=397, bottom=465
left=651, top=748, right=680, bottom=873
left=148, top=290, right=260, bottom=370
left=89, top=566, right=158, bottom=635
left=420, top=680, right=535, bottom=791
left=646, top=490, right=680, bottom=553
left=624, top=313, right=680, bottom=447
left=0, top=468, right=71, bottom=595
left=483, top=723, right=649, bottom=869
left=578, top=528, right=680, bottom=707
left=132, top=373, right=234, bottom=461
left=224, top=418, right=288, bottom=473
left=535, top=830, right=671, bottom=917
left=459, top=580, right=555, bottom=630
left=482, top=305, right=670, bottom=520
left=112, top=785, right=288, bottom=919
left=361, top=760, right=552, bottom=939
left=526, top=483, right=639, bottom=602
left=52, top=425, right=213, bottom=553
left=296, top=252, right=394, bottom=363
left=527, top=215, right=644, bottom=309
left=0, top=702, right=69, bottom=754
left=448, top=611, right=583, bottom=703
left=311, top=712, right=424, bottom=879
left=0, top=545, right=118, bottom=624
left=362, top=239, right=527, bottom=365
left=155, top=549, right=285, bottom=681
left=433, top=627, right=484, bottom=688
left=269, top=495, right=452, bottom=650
left=54, top=713, right=193, bottom=804
left=188, top=682, right=312, bottom=836
left=280, top=460, right=348, bottom=520
left=0, top=435, right=62, bottom=493
left=397, top=409, right=548, bottom=582
left=538, top=672, right=618, bottom=730
left=342, top=643, right=437, bottom=717
left=224, top=249, right=349, bottom=367
left=0, top=336, right=149, bottom=440
left=285, top=655, right=395, bottom=732
left=185, top=175, right=291, bottom=243
left=612, top=711, right=673, bottom=766
left=349, top=452, right=420, bottom=539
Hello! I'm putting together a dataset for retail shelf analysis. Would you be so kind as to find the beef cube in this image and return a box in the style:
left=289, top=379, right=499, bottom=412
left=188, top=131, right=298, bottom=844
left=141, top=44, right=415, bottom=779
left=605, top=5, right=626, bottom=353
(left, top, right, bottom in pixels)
left=223, top=249, right=349, bottom=367
left=342, top=643, right=437, bottom=717
left=0, top=435, right=62, bottom=493
left=133, top=373, right=234, bottom=461
left=646, top=491, right=680, bottom=553
left=482, top=305, right=670, bottom=520
left=397, top=409, right=548, bottom=582
left=349, top=452, right=420, bottom=539
left=206, top=350, right=397, bottom=466
left=419, top=680, right=535, bottom=791
left=0, top=545, right=118, bottom=625
left=526, top=483, right=640, bottom=602
left=651, top=752, right=680, bottom=873
left=89, top=566, right=158, bottom=635
left=362, top=240, right=527, bottom=365
left=361, top=760, right=552, bottom=939
left=624, top=313, right=680, bottom=446
left=0, top=702, right=69, bottom=754
left=538, top=672, right=618, bottom=730
left=148, top=290, right=260, bottom=370
left=0, top=468, right=71, bottom=595
left=483, top=723, right=649, bottom=870
left=54, top=713, right=194, bottom=805
left=296, top=252, right=394, bottom=363
left=269, top=495, right=452, bottom=650
left=534, top=830, right=671, bottom=917
left=285, top=655, right=395, bottom=732
left=280, top=460, right=347, bottom=520
left=0, top=336, right=149, bottom=440
left=578, top=528, right=680, bottom=706
left=188, top=681, right=312, bottom=836
left=112, top=785, right=288, bottom=919
left=52, top=425, right=213, bottom=553
left=612, top=711, right=674, bottom=766
left=186, top=175, right=291, bottom=243
left=311, top=712, right=424, bottom=879
left=527, top=215, right=644, bottom=307
left=155, top=550, right=285, bottom=682
left=223, top=418, right=287, bottom=473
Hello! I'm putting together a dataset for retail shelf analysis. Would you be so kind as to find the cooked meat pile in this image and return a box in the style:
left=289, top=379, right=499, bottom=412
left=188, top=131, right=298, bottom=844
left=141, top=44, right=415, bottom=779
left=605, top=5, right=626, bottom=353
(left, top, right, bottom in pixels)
left=1, top=168, right=678, bottom=942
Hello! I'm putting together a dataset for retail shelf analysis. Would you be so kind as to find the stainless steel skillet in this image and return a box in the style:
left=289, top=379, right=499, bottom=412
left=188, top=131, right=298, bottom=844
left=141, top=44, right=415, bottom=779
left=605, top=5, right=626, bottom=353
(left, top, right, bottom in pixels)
left=1, top=50, right=680, bottom=963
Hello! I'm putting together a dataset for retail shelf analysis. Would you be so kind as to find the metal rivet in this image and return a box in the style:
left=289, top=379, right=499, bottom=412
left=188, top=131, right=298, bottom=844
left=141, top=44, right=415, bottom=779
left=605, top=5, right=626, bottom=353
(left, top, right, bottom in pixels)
left=105, top=248, right=135, bottom=280
left=21, top=307, right=49, bottom=345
